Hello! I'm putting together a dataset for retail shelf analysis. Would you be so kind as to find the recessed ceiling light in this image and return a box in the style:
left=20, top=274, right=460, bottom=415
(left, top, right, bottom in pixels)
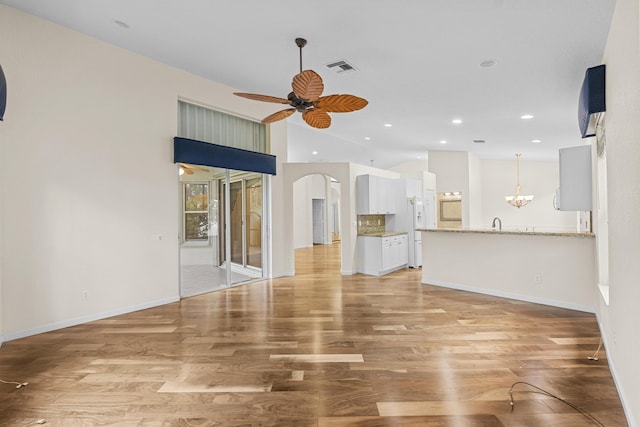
left=312, top=151, right=318, bottom=155
left=531, top=139, right=542, bottom=143
left=479, top=59, right=497, bottom=68
left=113, top=19, right=130, bottom=29
left=451, top=119, right=462, bottom=124
left=520, top=114, right=534, bottom=120
left=440, top=140, right=447, bottom=144
left=384, top=123, right=392, bottom=127
left=364, top=137, right=371, bottom=140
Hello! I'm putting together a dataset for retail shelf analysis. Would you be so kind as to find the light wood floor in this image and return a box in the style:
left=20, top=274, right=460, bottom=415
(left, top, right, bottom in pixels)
left=0, top=244, right=627, bottom=426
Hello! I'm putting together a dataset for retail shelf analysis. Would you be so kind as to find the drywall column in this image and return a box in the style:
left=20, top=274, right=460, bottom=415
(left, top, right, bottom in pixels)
left=597, top=0, right=640, bottom=423
left=267, top=121, right=288, bottom=278
left=0, top=126, right=3, bottom=346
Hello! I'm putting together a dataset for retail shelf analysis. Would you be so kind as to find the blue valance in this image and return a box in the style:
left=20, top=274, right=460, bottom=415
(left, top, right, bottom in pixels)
left=173, top=137, right=276, bottom=175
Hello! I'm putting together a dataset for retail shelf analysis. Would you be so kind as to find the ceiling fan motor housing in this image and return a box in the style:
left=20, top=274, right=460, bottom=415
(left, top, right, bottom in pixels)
left=287, top=92, right=314, bottom=112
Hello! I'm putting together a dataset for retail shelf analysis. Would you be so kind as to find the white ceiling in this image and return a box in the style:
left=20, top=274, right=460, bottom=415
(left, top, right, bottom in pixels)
left=1, top=0, right=614, bottom=168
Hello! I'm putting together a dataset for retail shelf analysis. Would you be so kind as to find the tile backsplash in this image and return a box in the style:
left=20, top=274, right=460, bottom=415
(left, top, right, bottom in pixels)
left=358, top=214, right=386, bottom=234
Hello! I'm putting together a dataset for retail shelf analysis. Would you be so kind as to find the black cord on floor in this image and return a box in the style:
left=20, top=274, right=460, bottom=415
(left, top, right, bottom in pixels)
left=508, top=381, right=605, bottom=427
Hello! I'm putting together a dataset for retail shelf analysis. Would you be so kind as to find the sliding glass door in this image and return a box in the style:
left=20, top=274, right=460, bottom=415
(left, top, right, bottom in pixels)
left=246, top=177, right=262, bottom=269
left=221, top=173, right=263, bottom=271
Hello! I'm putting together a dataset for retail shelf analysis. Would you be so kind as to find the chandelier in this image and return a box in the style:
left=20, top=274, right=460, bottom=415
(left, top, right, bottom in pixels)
left=505, top=153, right=534, bottom=208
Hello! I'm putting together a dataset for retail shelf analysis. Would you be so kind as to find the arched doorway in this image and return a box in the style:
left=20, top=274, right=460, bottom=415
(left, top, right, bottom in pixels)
left=292, top=174, right=342, bottom=273
left=282, top=163, right=356, bottom=276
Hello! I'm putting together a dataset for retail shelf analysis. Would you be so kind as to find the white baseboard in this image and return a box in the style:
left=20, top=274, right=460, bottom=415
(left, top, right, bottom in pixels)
left=271, top=271, right=295, bottom=279
left=2, top=296, right=180, bottom=342
left=594, top=314, right=636, bottom=427
left=424, top=279, right=596, bottom=314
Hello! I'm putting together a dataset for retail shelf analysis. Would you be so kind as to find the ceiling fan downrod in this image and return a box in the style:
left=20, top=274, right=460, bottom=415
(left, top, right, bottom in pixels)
left=295, top=37, right=307, bottom=73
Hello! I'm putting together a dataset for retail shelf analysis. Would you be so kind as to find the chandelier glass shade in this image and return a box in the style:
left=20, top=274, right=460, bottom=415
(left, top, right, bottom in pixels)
left=505, top=153, right=534, bottom=208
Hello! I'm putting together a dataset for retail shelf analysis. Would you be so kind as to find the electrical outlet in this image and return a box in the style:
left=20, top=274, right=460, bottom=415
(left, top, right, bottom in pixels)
left=81, top=290, right=89, bottom=301
left=534, top=274, right=542, bottom=284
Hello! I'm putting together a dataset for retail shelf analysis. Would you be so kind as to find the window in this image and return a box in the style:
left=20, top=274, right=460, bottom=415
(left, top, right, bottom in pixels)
left=183, top=182, right=209, bottom=242
left=178, top=101, right=267, bottom=153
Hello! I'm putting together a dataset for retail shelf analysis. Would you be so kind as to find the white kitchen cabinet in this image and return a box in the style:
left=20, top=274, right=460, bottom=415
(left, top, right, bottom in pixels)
left=557, top=145, right=592, bottom=211
left=358, top=234, right=408, bottom=276
left=356, top=174, right=397, bottom=214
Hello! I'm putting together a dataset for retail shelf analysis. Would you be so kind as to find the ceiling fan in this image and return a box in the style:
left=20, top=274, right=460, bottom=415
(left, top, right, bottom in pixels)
left=179, top=163, right=209, bottom=175
left=234, top=38, right=368, bottom=129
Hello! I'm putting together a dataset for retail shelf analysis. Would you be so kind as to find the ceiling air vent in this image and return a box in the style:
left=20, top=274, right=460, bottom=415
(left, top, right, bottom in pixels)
left=473, top=139, right=486, bottom=144
left=326, top=60, right=358, bottom=74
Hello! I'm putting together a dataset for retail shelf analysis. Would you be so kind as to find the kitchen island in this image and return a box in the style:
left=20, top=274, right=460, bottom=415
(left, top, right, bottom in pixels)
left=418, top=228, right=597, bottom=312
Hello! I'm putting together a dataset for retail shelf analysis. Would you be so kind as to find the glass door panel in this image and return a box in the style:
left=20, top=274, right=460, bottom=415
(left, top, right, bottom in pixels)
left=246, top=177, right=262, bottom=268
left=229, top=180, right=244, bottom=265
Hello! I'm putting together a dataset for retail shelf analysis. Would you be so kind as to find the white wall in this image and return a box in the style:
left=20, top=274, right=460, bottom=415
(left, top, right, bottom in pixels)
left=428, top=151, right=470, bottom=193
left=293, top=177, right=313, bottom=249
left=481, top=159, right=577, bottom=232
left=428, top=151, right=475, bottom=227
left=597, top=0, right=640, bottom=423
left=387, top=158, right=429, bottom=181
left=267, top=121, right=289, bottom=279
left=0, top=110, right=3, bottom=343
left=0, top=6, right=287, bottom=339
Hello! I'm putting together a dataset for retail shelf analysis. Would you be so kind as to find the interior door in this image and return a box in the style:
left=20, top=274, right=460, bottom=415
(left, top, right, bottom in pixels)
left=312, top=198, right=326, bottom=244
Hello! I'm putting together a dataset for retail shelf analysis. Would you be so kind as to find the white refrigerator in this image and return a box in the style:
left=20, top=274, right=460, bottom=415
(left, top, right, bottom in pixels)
left=407, top=197, right=425, bottom=268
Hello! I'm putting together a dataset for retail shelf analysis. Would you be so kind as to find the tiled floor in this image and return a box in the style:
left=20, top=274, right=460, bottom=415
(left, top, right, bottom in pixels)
left=180, top=264, right=253, bottom=297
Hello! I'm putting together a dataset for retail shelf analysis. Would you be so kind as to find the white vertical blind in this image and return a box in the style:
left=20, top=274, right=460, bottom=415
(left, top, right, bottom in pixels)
left=178, top=101, right=267, bottom=153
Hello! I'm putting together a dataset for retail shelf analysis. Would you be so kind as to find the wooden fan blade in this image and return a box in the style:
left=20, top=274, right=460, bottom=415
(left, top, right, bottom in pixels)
left=189, top=164, right=209, bottom=172
left=302, top=109, right=331, bottom=129
left=234, top=93, right=290, bottom=104
left=315, top=94, right=368, bottom=112
left=262, top=108, right=296, bottom=124
left=292, top=70, right=324, bottom=101
left=179, top=163, right=194, bottom=174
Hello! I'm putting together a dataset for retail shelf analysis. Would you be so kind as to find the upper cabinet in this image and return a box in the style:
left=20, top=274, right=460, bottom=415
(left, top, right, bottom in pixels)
left=357, top=174, right=397, bottom=214
left=557, top=145, right=592, bottom=211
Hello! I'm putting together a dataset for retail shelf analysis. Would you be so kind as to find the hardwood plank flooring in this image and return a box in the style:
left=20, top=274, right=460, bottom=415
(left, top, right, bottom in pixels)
left=0, top=243, right=627, bottom=426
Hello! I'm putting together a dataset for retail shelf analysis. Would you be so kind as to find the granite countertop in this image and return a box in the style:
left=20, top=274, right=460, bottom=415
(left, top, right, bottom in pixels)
left=358, top=231, right=408, bottom=237
left=416, top=228, right=594, bottom=238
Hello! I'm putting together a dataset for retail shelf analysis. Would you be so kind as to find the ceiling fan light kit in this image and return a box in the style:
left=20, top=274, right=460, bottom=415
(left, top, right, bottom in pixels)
left=234, top=38, right=368, bottom=129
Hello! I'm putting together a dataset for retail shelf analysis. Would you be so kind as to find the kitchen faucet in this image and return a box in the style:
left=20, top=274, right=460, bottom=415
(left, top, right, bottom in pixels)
left=491, top=217, right=502, bottom=231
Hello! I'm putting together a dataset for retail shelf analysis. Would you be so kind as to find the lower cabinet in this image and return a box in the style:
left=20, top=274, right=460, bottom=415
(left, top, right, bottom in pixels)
left=358, top=234, right=408, bottom=276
